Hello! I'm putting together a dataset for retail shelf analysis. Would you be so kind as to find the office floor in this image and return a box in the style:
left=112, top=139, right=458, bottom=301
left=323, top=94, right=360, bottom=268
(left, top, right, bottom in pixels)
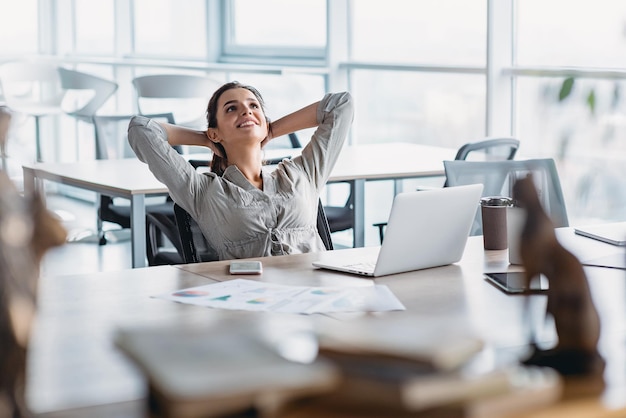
left=40, top=193, right=133, bottom=277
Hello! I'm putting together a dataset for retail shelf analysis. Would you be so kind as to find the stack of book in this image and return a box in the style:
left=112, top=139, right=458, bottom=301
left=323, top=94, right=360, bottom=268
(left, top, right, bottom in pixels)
left=115, top=319, right=339, bottom=418
left=115, top=314, right=562, bottom=417
left=313, top=315, right=562, bottom=416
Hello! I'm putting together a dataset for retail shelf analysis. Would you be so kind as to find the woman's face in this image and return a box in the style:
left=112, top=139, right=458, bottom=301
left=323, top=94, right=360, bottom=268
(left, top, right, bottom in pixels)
left=209, top=87, right=268, bottom=149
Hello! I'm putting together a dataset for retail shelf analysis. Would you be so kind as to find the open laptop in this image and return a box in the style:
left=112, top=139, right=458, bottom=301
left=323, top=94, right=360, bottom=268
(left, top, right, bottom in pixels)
left=312, top=184, right=484, bottom=277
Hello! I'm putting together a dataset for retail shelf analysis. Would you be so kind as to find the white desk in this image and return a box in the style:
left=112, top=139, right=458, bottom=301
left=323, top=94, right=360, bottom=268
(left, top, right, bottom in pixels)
left=23, top=143, right=456, bottom=267
left=27, top=230, right=626, bottom=417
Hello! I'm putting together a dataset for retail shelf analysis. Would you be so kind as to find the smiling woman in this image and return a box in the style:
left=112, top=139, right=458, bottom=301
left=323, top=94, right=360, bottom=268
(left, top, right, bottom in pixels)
left=128, top=81, right=354, bottom=261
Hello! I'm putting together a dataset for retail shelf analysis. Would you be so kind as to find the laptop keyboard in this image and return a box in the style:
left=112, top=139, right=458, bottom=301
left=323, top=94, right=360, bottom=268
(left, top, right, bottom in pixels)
left=345, top=261, right=376, bottom=273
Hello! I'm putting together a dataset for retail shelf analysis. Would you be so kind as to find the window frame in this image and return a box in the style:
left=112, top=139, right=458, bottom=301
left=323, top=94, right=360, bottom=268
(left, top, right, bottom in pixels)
left=219, top=0, right=328, bottom=66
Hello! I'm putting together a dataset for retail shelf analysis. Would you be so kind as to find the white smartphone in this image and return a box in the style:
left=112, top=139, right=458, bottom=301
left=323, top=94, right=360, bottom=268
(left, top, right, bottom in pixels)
left=229, top=260, right=263, bottom=275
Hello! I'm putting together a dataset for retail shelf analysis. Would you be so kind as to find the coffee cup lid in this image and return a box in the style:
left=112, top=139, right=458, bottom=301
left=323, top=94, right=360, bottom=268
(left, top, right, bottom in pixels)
left=480, top=196, right=513, bottom=207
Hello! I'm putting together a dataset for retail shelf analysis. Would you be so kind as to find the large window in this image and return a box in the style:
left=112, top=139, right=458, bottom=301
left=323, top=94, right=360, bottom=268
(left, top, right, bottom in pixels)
left=74, top=0, right=115, bottom=54
left=514, top=0, right=626, bottom=224
left=0, top=0, right=38, bottom=54
left=133, top=0, right=207, bottom=58
left=350, top=0, right=486, bottom=65
left=516, top=0, right=626, bottom=68
left=351, top=70, right=485, bottom=149
left=516, top=76, right=626, bottom=222
left=223, top=0, right=326, bottom=61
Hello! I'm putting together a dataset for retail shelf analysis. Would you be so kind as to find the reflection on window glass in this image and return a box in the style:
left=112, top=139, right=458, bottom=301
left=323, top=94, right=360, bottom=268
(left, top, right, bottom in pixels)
left=351, top=0, right=486, bottom=65
left=134, top=0, right=206, bottom=57
left=230, top=0, right=326, bottom=47
left=351, top=70, right=485, bottom=148
left=0, top=0, right=38, bottom=54
left=516, top=77, right=626, bottom=223
left=517, top=0, right=626, bottom=67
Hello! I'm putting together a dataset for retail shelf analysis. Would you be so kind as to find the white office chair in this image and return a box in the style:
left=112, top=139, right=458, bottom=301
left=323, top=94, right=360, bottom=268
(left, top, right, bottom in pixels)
left=0, top=61, right=65, bottom=162
left=132, top=74, right=222, bottom=130
left=58, top=67, right=119, bottom=160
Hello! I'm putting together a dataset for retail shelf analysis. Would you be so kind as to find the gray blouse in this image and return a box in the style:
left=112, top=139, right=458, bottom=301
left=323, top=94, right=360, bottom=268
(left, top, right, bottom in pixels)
left=128, top=91, right=354, bottom=260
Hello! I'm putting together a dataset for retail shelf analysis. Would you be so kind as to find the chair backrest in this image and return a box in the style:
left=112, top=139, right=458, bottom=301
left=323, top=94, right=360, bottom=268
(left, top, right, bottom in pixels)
left=92, top=112, right=176, bottom=160
left=444, top=137, right=520, bottom=188
left=132, top=74, right=222, bottom=128
left=173, top=203, right=220, bottom=264
left=173, top=199, right=334, bottom=263
left=146, top=212, right=184, bottom=266
left=57, top=67, right=118, bottom=121
left=0, top=61, right=65, bottom=111
left=444, top=158, right=569, bottom=236
left=316, top=199, right=334, bottom=250
left=454, top=137, right=520, bottom=161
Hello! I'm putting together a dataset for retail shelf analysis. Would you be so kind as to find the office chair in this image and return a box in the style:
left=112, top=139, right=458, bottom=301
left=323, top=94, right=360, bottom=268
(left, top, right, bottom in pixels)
left=0, top=61, right=65, bottom=162
left=173, top=200, right=334, bottom=264
left=444, top=158, right=569, bottom=236
left=132, top=74, right=222, bottom=130
left=58, top=67, right=119, bottom=160
left=144, top=158, right=219, bottom=266
left=444, top=137, right=520, bottom=186
left=146, top=212, right=184, bottom=266
left=374, top=137, right=521, bottom=242
left=322, top=181, right=354, bottom=235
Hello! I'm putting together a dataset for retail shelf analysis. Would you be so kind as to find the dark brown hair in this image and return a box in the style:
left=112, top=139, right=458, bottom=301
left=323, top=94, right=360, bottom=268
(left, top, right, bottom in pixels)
left=206, top=81, right=268, bottom=176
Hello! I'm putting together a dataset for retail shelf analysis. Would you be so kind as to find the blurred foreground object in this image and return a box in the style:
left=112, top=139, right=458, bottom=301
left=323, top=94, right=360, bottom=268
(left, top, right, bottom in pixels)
left=0, top=106, right=10, bottom=171
left=513, top=174, right=605, bottom=379
left=0, top=169, right=66, bottom=417
left=115, top=318, right=338, bottom=418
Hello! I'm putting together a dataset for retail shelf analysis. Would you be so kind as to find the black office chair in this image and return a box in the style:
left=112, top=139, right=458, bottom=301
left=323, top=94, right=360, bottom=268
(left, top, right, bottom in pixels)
left=173, top=200, right=334, bottom=264
left=145, top=212, right=184, bottom=266
left=374, top=137, right=521, bottom=243
left=322, top=181, right=354, bottom=235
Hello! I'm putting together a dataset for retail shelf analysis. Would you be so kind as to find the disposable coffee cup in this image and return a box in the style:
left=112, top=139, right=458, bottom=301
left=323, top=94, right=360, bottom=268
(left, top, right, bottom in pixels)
left=480, top=196, right=513, bottom=250
left=507, top=206, right=526, bottom=265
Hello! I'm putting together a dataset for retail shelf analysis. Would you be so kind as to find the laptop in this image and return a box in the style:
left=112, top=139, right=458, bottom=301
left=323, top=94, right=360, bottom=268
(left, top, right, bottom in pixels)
left=312, top=183, right=484, bottom=277
left=574, top=222, right=626, bottom=247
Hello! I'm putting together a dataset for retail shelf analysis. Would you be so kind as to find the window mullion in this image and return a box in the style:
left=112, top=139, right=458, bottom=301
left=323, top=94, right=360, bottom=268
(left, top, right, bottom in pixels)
left=486, top=0, right=515, bottom=137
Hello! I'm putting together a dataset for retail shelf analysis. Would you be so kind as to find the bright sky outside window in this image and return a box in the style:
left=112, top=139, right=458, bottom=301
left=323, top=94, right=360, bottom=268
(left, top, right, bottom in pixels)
left=230, top=0, right=326, bottom=48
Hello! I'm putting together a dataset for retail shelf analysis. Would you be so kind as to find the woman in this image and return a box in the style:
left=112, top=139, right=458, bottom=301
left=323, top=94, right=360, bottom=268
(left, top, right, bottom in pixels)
left=128, top=81, right=353, bottom=260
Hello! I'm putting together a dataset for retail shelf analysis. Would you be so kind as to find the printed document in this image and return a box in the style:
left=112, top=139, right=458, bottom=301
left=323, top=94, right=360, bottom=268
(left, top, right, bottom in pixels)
left=153, top=279, right=405, bottom=314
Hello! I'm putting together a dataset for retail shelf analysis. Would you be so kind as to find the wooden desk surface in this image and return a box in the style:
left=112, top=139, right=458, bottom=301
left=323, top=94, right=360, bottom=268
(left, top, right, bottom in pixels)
left=28, top=231, right=626, bottom=417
